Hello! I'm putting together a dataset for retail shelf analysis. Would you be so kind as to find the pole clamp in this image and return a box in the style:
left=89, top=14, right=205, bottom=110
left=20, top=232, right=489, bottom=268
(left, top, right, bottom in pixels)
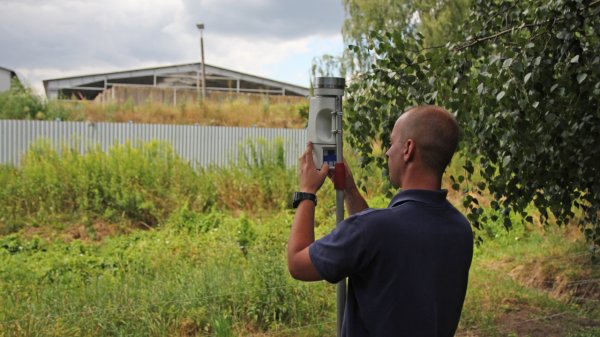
left=331, top=130, right=342, bottom=134
left=334, top=163, right=346, bottom=190
left=330, top=110, right=343, bottom=116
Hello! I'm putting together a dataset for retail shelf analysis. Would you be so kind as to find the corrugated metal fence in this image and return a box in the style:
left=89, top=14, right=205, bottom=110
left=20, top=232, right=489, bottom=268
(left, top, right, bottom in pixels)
left=0, top=120, right=307, bottom=167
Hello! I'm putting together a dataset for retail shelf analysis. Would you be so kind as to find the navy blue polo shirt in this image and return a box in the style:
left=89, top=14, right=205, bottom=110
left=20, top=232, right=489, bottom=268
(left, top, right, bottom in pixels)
left=309, top=189, right=473, bottom=337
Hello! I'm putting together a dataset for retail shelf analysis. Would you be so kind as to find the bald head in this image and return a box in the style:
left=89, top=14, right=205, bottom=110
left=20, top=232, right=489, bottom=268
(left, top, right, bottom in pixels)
left=396, top=105, right=460, bottom=177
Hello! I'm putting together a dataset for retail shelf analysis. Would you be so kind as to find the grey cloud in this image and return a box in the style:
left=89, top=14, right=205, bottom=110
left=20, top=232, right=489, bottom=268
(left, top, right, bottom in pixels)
left=0, top=0, right=345, bottom=75
left=187, top=0, right=345, bottom=40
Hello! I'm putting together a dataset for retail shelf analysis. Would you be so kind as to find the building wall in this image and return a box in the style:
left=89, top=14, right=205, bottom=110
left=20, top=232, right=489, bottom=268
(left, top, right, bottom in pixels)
left=94, top=85, right=306, bottom=106
left=0, top=69, right=11, bottom=92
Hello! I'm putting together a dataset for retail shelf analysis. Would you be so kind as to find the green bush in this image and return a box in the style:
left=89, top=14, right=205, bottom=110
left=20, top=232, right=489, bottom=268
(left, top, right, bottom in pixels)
left=0, top=78, right=71, bottom=120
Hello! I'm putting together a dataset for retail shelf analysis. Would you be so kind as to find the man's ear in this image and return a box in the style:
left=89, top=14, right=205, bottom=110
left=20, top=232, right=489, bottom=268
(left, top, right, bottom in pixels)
left=404, top=139, right=415, bottom=162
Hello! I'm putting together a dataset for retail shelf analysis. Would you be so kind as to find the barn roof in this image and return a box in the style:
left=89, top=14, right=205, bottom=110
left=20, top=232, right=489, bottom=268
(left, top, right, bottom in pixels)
left=43, top=62, right=309, bottom=100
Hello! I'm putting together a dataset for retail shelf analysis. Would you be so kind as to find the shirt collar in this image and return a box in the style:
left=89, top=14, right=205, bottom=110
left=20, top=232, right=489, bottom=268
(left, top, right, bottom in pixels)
left=388, top=189, right=449, bottom=208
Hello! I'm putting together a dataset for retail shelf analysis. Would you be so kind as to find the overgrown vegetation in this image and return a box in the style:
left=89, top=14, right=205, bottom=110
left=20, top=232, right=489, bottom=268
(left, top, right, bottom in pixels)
left=0, top=79, right=70, bottom=122
left=0, top=78, right=309, bottom=129
left=0, top=138, right=356, bottom=236
left=0, top=139, right=598, bottom=336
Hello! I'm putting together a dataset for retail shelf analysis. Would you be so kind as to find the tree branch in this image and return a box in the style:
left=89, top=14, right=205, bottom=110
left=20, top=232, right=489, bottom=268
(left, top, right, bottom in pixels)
left=455, top=0, right=600, bottom=52
left=455, top=23, right=540, bottom=51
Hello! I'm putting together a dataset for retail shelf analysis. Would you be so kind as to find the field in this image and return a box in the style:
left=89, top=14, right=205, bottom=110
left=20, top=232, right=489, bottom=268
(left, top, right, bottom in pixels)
left=1, top=93, right=599, bottom=336
left=0, top=80, right=309, bottom=129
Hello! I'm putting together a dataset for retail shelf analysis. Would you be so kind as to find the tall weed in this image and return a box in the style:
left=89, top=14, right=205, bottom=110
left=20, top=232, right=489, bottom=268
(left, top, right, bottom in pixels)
left=0, top=137, right=313, bottom=234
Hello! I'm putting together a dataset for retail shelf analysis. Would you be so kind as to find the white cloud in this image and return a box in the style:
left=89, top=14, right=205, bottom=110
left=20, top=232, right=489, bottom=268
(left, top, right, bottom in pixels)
left=204, top=34, right=314, bottom=77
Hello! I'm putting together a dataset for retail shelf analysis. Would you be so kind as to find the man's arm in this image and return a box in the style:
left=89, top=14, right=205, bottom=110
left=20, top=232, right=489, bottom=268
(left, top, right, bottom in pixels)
left=287, top=142, right=328, bottom=281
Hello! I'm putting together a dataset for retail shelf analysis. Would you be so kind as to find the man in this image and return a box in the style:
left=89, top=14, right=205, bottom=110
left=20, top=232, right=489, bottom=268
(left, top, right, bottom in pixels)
left=287, top=105, right=473, bottom=336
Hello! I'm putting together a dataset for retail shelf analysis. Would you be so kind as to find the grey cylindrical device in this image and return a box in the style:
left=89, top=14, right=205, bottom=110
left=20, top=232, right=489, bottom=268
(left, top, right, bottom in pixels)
left=314, top=77, right=345, bottom=89
left=310, top=77, right=346, bottom=336
left=308, top=77, right=346, bottom=169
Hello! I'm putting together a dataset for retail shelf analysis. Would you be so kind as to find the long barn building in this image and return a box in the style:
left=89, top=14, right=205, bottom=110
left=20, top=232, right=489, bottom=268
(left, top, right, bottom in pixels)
left=43, top=63, right=309, bottom=101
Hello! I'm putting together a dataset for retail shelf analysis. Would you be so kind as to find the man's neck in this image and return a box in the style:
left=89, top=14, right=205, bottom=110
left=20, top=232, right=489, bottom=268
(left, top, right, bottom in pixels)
left=400, top=168, right=442, bottom=191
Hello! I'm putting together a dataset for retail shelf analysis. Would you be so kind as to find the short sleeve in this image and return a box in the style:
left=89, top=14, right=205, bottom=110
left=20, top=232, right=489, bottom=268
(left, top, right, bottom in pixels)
left=309, top=216, right=367, bottom=284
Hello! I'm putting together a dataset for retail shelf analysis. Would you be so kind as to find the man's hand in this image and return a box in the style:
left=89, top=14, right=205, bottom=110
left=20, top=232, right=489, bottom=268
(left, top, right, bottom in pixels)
left=299, top=142, right=330, bottom=194
left=326, top=159, right=369, bottom=216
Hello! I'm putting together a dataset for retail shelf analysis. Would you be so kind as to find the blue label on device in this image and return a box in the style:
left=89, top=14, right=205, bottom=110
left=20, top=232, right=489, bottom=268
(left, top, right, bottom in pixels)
left=323, top=150, right=336, bottom=166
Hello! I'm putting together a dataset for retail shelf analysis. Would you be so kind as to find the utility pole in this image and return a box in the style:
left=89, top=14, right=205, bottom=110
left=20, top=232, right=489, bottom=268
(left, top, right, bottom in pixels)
left=197, top=23, right=206, bottom=101
left=334, top=90, right=346, bottom=337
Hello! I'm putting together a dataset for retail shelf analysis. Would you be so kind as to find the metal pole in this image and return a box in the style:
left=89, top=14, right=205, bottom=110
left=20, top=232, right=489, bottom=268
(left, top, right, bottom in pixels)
left=200, top=32, right=206, bottom=100
left=334, top=94, right=346, bottom=336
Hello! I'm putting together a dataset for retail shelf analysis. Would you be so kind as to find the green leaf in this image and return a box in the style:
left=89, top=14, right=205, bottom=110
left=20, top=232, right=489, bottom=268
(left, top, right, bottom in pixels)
left=524, top=73, right=532, bottom=84
left=458, top=175, right=465, bottom=183
left=503, top=155, right=511, bottom=167
left=496, top=91, right=505, bottom=101
left=477, top=83, right=485, bottom=95
left=490, top=54, right=501, bottom=64
left=571, top=55, right=579, bottom=63
left=545, top=113, right=556, bottom=123
left=551, top=84, right=558, bottom=92
left=452, top=184, right=460, bottom=191
left=511, top=62, right=523, bottom=72
left=532, top=101, right=539, bottom=108
left=477, top=182, right=486, bottom=190
left=502, top=58, right=513, bottom=68
left=577, top=73, right=587, bottom=84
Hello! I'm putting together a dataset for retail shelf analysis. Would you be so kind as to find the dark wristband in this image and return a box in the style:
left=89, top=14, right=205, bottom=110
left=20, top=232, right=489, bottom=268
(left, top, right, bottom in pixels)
left=293, top=192, right=317, bottom=208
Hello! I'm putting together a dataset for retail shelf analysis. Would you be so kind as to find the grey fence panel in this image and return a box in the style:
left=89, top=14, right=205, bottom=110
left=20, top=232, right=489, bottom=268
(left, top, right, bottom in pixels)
left=0, top=120, right=306, bottom=168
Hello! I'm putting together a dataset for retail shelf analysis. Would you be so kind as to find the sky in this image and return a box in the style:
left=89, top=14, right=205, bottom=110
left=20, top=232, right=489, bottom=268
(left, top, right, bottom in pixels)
left=0, top=0, right=346, bottom=96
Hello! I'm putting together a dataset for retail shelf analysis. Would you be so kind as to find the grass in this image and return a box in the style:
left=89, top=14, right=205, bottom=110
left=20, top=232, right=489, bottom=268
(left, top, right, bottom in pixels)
left=80, top=99, right=308, bottom=129
left=0, top=211, right=335, bottom=336
left=0, top=78, right=310, bottom=129
left=1, top=190, right=598, bottom=335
